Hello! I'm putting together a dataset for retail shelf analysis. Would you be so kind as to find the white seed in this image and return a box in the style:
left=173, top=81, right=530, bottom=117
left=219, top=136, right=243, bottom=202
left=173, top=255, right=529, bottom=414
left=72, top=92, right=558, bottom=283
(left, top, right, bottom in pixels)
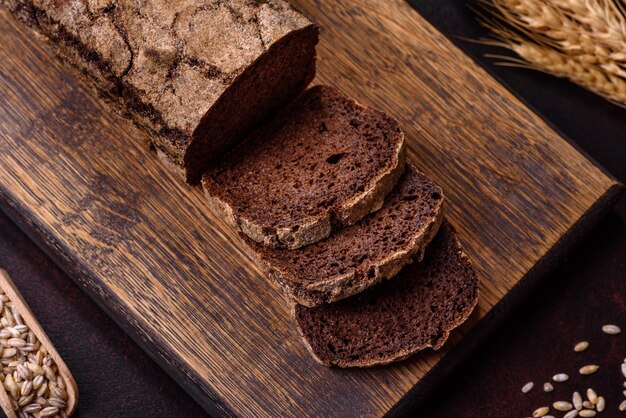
left=48, top=396, right=66, bottom=408
left=27, top=362, right=43, bottom=376
left=12, top=325, right=28, bottom=334
left=2, top=348, right=17, bottom=358
left=564, top=411, right=579, bottom=418
left=621, top=363, right=626, bottom=379
left=39, top=406, right=59, bottom=417
left=579, top=411, right=595, bottom=417
left=544, top=382, right=554, bottom=392
left=51, top=386, right=66, bottom=400
left=620, top=400, right=626, bottom=411
left=574, top=341, right=589, bottom=352
left=17, top=392, right=33, bottom=407
left=23, top=403, right=41, bottom=413
left=601, top=324, right=621, bottom=334
left=553, top=401, right=573, bottom=411
left=533, top=406, right=550, bottom=417
left=586, top=388, right=598, bottom=404
left=32, top=374, right=44, bottom=389
left=596, top=396, right=605, bottom=412
left=579, top=365, right=599, bottom=375
left=42, top=364, right=55, bottom=381
left=573, top=391, right=583, bottom=410
left=36, top=380, right=47, bottom=397
left=522, top=381, right=535, bottom=393
left=582, top=401, right=594, bottom=409
left=20, top=380, right=32, bottom=396
left=553, top=373, right=569, bottom=382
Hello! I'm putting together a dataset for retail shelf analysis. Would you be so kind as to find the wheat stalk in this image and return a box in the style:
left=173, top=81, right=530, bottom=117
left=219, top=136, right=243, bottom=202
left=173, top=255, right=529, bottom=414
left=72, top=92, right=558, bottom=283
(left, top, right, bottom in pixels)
left=477, top=0, right=626, bottom=105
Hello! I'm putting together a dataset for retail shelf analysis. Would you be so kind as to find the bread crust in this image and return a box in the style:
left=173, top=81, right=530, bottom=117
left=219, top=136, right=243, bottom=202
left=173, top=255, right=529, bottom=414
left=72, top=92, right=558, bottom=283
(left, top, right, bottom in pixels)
left=4, top=0, right=318, bottom=183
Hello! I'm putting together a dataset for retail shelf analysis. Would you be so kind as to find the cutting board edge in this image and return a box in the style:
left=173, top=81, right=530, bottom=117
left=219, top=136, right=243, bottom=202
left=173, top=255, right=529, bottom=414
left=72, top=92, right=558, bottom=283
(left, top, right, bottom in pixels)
left=0, top=181, right=622, bottom=418
left=0, top=192, right=235, bottom=418
left=387, top=181, right=623, bottom=417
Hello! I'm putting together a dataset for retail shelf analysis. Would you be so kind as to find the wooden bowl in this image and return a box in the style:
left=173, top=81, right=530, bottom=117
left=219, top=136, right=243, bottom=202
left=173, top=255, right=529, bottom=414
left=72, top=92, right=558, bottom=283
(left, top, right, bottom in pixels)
left=0, top=269, right=78, bottom=418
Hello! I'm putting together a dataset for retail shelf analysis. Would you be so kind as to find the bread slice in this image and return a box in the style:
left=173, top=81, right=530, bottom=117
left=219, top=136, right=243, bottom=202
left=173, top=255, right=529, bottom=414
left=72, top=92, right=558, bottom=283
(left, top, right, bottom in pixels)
left=4, top=0, right=318, bottom=183
left=294, top=221, right=479, bottom=367
left=243, top=165, right=444, bottom=307
left=202, top=85, right=406, bottom=249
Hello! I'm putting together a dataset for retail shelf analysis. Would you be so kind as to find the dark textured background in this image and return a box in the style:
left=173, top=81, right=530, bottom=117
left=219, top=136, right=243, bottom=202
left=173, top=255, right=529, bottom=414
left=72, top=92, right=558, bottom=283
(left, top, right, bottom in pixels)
left=1, top=1, right=626, bottom=417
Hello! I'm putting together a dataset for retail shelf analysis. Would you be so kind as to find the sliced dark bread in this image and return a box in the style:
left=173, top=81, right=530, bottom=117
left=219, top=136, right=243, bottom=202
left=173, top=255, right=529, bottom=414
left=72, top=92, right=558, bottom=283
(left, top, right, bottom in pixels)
left=5, top=0, right=318, bottom=183
left=202, top=85, right=406, bottom=249
left=243, top=165, right=444, bottom=307
left=294, top=221, right=479, bottom=367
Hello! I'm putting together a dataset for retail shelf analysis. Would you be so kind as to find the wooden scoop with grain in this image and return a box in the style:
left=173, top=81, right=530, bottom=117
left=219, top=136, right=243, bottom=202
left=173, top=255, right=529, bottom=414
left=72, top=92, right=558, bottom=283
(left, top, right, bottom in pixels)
left=0, top=270, right=77, bottom=418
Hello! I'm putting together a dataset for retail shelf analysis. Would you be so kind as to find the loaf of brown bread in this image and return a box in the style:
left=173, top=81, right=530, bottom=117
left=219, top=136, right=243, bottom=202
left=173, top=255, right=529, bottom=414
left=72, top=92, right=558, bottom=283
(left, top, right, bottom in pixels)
left=3, top=0, right=318, bottom=183
left=202, top=85, right=406, bottom=250
left=294, top=221, right=479, bottom=367
left=243, top=165, right=444, bottom=307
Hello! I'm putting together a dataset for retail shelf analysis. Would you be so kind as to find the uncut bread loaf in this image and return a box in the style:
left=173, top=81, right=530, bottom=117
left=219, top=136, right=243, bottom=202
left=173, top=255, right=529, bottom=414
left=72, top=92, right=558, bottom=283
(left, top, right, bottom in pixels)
left=202, top=85, right=406, bottom=250
left=244, top=165, right=444, bottom=307
left=3, top=0, right=318, bottom=183
left=294, top=221, right=479, bottom=367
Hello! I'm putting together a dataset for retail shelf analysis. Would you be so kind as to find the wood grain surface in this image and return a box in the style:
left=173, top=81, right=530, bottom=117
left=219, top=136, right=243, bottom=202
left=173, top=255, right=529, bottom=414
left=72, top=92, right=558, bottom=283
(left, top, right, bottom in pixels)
left=0, top=0, right=621, bottom=416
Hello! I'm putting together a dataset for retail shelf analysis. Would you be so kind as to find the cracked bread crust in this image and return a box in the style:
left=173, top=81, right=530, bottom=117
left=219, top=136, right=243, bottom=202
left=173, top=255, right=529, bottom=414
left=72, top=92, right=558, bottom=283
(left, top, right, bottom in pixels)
left=202, top=85, right=407, bottom=250
left=294, top=221, right=479, bottom=368
left=3, top=0, right=318, bottom=183
left=243, top=166, right=444, bottom=307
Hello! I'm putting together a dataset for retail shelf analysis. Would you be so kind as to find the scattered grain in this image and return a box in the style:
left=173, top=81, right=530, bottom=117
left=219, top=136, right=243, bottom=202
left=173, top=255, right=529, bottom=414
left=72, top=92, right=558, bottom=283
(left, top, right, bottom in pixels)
left=544, top=382, right=554, bottom=392
left=523, top=382, right=535, bottom=393
left=553, top=400, right=573, bottom=411
left=553, top=373, right=569, bottom=382
left=620, top=400, right=626, bottom=411
left=587, top=388, right=597, bottom=404
left=601, top=324, right=621, bottom=335
left=573, top=391, right=583, bottom=410
left=596, top=396, right=605, bottom=412
left=579, top=411, right=595, bottom=417
left=533, top=406, right=550, bottom=417
left=579, top=365, right=599, bottom=375
left=582, top=401, right=593, bottom=409
left=574, top=341, right=589, bottom=352
left=564, top=410, right=579, bottom=418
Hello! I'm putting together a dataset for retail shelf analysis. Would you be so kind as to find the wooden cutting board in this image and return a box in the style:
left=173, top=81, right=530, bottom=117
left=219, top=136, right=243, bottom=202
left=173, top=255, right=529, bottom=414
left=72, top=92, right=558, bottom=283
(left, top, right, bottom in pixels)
left=0, top=0, right=622, bottom=416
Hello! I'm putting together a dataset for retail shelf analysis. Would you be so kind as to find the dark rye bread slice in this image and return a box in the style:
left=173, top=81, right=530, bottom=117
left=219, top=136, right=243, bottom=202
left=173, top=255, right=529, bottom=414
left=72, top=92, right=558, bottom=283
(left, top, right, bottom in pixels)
left=294, top=221, right=479, bottom=367
left=202, top=85, right=406, bottom=250
left=3, top=0, right=318, bottom=183
left=243, top=165, right=444, bottom=307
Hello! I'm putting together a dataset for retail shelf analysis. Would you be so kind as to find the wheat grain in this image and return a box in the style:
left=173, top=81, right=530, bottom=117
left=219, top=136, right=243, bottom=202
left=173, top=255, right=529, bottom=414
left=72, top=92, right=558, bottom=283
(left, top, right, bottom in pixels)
left=477, top=0, right=626, bottom=105
left=0, top=292, right=71, bottom=417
